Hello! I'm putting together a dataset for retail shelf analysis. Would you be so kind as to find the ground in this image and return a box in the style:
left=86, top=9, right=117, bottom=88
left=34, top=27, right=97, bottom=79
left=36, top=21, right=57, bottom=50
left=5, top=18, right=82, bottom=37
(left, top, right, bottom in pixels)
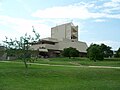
left=0, top=58, right=120, bottom=90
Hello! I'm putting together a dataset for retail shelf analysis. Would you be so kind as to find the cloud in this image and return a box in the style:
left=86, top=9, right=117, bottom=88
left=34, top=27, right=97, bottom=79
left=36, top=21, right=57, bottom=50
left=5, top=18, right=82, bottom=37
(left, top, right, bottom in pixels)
left=32, top=4, right=108, bottom=19
left=32, top=1, right=120, bottom=19
left=0, top=15, right=51, bottom=41
left=32, top=5, right=90, bottom=19
left=0, top=15, right=86, bottom=46
left=0, top=28, right=20, bottom=45
left=100, top=0, right=120, bottom=14
left=0, top=15, right=84, bottom=41
left=103, top=1, right=120, bottom=8
left=94, top=19, right=106, bottom=22
left=0, top=2, right=3, bottom=11
left=112, top=0, right=120, bottom=3
left=0, top=8, right=3, bottom=11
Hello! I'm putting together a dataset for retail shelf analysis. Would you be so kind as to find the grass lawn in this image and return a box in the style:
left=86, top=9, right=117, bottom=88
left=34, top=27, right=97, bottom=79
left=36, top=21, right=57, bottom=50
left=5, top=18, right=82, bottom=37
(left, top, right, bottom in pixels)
left=34, top=58, right=120, bottom=67
left=0, top=61, right=120, bottom=90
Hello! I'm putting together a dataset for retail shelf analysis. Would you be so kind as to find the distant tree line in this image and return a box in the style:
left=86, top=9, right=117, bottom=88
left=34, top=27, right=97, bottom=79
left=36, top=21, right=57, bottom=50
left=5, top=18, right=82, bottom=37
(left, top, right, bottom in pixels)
left=87, top=43, right=118, bottom=61
left=114, top=48, right=120, bottom=58
left=61, top=43, right=120, bottom=61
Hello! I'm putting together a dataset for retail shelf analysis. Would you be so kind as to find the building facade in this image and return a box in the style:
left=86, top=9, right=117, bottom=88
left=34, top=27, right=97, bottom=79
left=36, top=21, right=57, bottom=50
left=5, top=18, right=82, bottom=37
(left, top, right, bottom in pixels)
left=0, top=46, right=6, bottom=60
left=30, top=22, right=88, bottom=57
left=51, top=22, right=78, bottom=41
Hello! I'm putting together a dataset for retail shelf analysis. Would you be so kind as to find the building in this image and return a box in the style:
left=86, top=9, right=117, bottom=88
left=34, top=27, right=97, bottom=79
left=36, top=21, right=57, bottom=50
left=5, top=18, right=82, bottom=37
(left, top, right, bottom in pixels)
left=51, top=22, right=78, bottom=41
left=30, top=22, right=88, bottom=57
left=0, top=46, right=6, bottom=60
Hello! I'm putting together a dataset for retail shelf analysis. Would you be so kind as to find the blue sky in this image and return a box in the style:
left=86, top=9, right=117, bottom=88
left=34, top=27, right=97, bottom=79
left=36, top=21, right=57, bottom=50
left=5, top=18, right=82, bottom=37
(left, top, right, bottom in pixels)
left=0, top=0, right=120, bottom=50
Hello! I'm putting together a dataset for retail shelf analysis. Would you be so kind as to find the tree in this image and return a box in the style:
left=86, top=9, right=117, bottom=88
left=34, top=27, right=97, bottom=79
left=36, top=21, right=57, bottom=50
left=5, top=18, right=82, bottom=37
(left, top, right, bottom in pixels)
left=3, top=26, right=40, bottom=68
left=62, top=48, right=70, bottom=58
left=115, top=48, right=120, bottom=57
left=100, top=44, right=113, bottom=58
left=87, top=44, right=103, bottom=61
left=87, top=43, right=113, bottom=61
left=62, top=47, right=79, bottom=58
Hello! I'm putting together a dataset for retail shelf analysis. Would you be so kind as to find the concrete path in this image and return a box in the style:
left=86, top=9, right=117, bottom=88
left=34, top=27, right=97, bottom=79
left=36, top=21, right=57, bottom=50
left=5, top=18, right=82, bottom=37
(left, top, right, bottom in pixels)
left=0, top=61, right=120, bottom=69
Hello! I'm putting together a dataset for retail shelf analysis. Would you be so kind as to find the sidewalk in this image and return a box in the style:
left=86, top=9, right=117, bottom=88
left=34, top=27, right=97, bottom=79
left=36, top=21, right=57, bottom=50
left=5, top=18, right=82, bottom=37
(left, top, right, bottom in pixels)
left=0, top=61, right=120, bottom=69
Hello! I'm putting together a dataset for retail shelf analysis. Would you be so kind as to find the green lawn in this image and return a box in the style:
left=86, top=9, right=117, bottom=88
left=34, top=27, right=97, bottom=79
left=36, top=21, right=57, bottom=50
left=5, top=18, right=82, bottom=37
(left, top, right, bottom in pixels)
left=0, top=61, right=120, bottom=90
left=34, top=58, right=120, bottom=67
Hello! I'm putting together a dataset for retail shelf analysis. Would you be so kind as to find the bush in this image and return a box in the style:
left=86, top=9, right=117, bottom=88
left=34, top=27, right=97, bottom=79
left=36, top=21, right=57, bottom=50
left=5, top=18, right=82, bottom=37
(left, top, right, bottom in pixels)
left=87, top=44, right=104, bottom=61
left=62, top=47, right=79, bottom=58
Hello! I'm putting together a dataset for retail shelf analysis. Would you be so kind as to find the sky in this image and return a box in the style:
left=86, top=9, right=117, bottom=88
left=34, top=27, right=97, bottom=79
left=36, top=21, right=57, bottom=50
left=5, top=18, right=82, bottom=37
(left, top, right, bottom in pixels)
left=0, top=0, right=120, bottom=50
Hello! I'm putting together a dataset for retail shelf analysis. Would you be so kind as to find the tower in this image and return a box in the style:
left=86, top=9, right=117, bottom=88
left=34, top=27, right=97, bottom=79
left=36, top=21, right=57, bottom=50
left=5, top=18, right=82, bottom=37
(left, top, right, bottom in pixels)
left=51, top=22, right=78, bottom=41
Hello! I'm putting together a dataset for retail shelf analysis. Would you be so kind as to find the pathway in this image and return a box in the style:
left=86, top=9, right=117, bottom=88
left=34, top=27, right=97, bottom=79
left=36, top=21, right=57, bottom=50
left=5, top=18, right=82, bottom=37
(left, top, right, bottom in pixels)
left=0, top=61, right=120, bottom=69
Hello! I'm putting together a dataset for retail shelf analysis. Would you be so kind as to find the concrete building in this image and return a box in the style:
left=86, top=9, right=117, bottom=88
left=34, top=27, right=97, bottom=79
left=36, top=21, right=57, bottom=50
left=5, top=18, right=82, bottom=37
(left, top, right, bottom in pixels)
left=0, top=46, right=6, bottom=60
left=30, top=22, right=88, bottom=57
left=51, top=23, right=78, bottom=41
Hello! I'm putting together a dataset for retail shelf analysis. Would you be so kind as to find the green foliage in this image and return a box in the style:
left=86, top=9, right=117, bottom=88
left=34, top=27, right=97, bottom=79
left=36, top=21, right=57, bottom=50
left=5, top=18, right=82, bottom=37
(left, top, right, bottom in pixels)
left=87, top=43, right=113, bottom=61
left=100, top=44, right=113, bottom=58
left=3, top=27, right=40, bottom=68
left=69, top=48, right=79, bottom=57
left=87, top=44, right=103, bottom=61
left=62, top=48, right=70, bottom=57
left=0, top=47, right=5, bottom=57
left=115, top=48, right=120, bottom=57
left=62, top=47, right=79, bottom=58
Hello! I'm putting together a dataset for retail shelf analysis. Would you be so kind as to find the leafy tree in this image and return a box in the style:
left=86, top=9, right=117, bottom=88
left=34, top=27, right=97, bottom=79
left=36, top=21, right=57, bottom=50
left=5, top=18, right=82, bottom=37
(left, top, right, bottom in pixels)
left=62, top=47, right=79, bottom=58
left=87, top=44, right=103, bottom=61
left=100, top=44, right=113, bottom=58
left=69, top=48, right=79, bottom=58
left=62, top=48, right=70, bottom=58
left=87, top=43, right=113, bottom=61
left=115, top=48, right=120, bottom=57
left=3, top=26, right=40, bottom=68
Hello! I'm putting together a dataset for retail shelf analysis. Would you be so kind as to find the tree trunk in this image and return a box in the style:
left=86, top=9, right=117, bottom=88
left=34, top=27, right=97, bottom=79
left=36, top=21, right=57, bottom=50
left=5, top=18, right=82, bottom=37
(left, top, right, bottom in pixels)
left=23, top=59, right=28, bottom=68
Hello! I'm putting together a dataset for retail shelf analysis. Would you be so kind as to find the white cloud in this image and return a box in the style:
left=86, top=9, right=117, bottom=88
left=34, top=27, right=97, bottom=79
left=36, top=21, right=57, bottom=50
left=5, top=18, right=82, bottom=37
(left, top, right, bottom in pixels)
left=103, top=1, right=120, bottom=7
left=0, top=15, right=51, bottom=42
left=0, top=28, right=20, bottom=45
left=107, top=14, right=120, bottom=18
left=32, top=5, right=91, bottom=19
left=32, top=5, right=98, bottom=19
left=101, top=0, right=120, bottom=14
left=0, top=2, right=3, bottom=11
left=94, top=19, right=106, bottom=22
left=0, top=15, right=85, bottom=47
left=112, top=0, right=120, bottom=3
left=32, top=1, right=120, bottom=19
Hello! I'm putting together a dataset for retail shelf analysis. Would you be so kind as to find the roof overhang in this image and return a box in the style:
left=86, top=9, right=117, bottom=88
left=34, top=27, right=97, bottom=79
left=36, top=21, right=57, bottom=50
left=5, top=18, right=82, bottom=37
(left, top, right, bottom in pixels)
left=39, top=49, right=48, bottom=52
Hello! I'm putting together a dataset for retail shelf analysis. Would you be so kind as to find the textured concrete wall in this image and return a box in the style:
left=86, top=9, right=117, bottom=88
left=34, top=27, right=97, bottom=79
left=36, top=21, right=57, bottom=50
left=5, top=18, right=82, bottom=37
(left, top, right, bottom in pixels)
left=57, top=40, right=88, bottom=53
left=51, top=23, right=78, bottom=41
